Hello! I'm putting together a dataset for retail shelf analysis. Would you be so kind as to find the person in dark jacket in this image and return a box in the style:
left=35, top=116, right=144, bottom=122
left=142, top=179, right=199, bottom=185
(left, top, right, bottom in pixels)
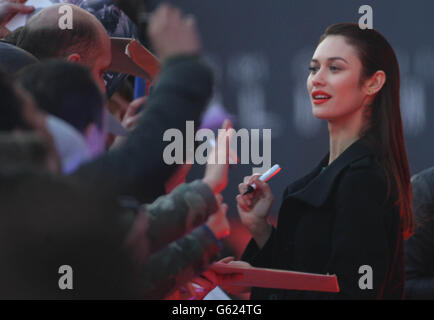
left=0, top=163, right=229, bottom=299
left=0, top=4, right=231, bottom=298
left=71, top=4, right=212, bottom=203
left=405, top=167, right=434, bottom=299
left=0, top=83, right=232, bottom=299
left=226, top=23, right=413, bottom=300
left=0, top=86, right=231, bottom=298
left=7, top=3, right=212, bottom=203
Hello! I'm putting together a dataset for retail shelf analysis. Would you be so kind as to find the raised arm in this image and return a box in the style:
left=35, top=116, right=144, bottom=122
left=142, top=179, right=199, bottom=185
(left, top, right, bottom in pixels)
left=73, top=4, right=213, bottom=201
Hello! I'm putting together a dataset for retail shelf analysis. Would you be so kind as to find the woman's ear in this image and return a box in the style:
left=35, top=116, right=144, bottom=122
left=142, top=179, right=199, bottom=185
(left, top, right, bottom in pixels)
left=364, top=70, right=386, bottom=96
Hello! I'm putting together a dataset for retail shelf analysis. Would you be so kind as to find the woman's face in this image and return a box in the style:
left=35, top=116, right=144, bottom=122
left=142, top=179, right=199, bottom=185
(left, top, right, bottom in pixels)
left=307, top=35, right=367, bottom=121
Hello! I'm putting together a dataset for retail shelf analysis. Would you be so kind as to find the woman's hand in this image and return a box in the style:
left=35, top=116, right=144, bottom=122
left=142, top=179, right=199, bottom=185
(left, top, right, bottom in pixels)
left=206, top=194, right=230, bottom=240
left=202, top=119, right=236, bottom=194
left=236, top=175, right=274, bottom=248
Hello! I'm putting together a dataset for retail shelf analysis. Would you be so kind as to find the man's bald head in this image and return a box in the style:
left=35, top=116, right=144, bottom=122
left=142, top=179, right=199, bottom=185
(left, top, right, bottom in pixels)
left=16, top=4, right=111, bottom=93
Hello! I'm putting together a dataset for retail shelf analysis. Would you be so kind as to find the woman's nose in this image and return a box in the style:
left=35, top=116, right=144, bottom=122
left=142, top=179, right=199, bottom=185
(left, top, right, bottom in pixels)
left=311, top=72, right=326, bottom=87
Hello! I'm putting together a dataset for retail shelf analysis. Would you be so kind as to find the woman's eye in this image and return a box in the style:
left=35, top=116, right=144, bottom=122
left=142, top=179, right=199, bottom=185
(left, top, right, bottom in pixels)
left=309, top=66, right=319, bottom=73
left=329, top=65, right=340, bottom=72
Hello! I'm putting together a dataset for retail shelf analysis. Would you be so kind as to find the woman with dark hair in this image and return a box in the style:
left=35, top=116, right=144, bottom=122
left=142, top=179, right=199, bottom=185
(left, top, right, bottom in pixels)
left=232, top=23, right=414, bottom=300
left=187, top=23, right=414, bottom=300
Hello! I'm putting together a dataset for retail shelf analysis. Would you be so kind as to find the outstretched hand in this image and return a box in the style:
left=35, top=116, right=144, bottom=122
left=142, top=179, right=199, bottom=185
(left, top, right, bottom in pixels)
left=203, top=119, right=236, bottom=194
left=148, top=3, right=201, bottom=62
left=110, top=96, right=147, bottom=149
left=206, top=194, right=230, bottom=240
left=120, top=96, right=147, bottom=131
left=0, top=0, right=34, bottom=29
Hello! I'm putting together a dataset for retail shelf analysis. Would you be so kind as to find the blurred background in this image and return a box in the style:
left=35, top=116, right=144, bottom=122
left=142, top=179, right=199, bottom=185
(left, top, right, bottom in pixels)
left=136, top=0, right=434, bottom=257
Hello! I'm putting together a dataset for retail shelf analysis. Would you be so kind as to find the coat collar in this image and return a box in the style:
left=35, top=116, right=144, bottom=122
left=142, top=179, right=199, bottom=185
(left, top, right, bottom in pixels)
left=285, top=139, right=375, bottom=207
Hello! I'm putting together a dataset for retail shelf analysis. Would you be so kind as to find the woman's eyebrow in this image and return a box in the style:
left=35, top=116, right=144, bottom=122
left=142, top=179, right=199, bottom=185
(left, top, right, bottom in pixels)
left=311, top=57, right=349, bottom=64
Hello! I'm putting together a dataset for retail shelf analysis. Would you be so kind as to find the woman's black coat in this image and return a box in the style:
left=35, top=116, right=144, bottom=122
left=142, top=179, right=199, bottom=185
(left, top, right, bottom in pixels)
left=242, top=140, right=404, bottom=299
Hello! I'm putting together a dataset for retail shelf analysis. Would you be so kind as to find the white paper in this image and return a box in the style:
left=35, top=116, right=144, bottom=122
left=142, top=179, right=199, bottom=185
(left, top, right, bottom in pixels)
left=203, top=286, right=231, bottom=300
left=5, top=0, right=54, bottom=31
left=106, top=110, right=129, bottom=136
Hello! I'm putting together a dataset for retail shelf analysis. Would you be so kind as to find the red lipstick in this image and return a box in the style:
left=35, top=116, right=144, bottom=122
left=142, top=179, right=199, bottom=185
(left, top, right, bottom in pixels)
left=311, top=90, right=332, bottom=105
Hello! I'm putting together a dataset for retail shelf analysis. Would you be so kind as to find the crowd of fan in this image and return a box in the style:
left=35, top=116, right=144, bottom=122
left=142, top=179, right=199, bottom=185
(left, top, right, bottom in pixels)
left=0, top=1, right=432, bottom=300
left=0, top=2, right=241, bottom=299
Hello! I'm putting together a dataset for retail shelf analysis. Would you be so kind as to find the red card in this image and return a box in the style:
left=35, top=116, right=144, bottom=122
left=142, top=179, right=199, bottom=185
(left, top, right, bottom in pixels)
left=108, top=38, right=160, bottom=81
left=126, top=40, right=160, bottom=80
left=210, top=262, right=340, bottom=293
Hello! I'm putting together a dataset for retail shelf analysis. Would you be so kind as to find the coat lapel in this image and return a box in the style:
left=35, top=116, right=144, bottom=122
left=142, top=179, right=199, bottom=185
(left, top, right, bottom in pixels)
left=285, top=140, right=375, bottom=208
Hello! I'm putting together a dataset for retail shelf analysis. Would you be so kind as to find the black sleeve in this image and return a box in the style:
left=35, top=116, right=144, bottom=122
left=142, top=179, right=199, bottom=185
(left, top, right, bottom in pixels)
left=72, top=56, right=213, bottom=201
left=241, top=227, right=276, bottom=267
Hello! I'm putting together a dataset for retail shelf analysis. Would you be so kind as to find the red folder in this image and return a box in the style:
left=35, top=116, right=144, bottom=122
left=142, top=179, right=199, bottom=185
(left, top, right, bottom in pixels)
left=108, top=38, right=160, bottom=81
left=210, top=262, right=340, bottom=293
